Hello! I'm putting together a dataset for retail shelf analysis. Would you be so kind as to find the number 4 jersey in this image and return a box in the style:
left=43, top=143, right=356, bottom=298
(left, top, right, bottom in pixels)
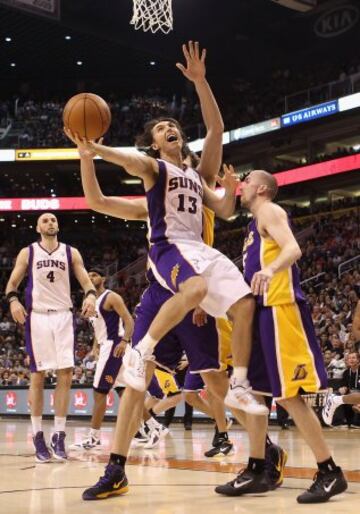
left=25, top=242, right=73, bottom=312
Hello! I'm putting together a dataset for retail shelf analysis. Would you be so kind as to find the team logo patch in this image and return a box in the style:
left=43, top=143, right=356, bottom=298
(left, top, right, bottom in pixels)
left=171, top=264, right=180, bottom=288
left=292, top=364, right=308, bottom=381
left=105, top=375, right=114, bottom=384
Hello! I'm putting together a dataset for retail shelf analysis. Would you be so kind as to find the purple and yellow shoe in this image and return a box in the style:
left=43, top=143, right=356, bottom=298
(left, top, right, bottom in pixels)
left=82, top=464, right=129, bottom=500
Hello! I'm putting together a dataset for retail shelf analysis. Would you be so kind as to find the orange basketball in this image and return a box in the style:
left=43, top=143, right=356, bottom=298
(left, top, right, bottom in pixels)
left=63, top=93, right=111, bottom=140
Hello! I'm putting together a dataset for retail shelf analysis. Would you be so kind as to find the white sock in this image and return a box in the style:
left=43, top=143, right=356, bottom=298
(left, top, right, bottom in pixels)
left=31, top=416, right=42, bottom=435
left=147, top=417, right=162, bottom=430
left=90, top=428, right=101, bottom=439
left=334, top=395, right=344, bottom=406
left=54, top=416, right=66, bottom=433
left=232, top=367, right=248, bottom=383
left=137, top=333, right=158, bottom=357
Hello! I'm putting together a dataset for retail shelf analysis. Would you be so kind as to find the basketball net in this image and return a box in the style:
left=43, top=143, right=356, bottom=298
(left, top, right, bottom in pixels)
left=130, top=0, right=173, bottom=34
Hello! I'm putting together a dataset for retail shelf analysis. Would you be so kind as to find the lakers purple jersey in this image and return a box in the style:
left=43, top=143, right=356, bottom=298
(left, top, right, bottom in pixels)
left=146, top=159, right=204, bottom=245
left=243, top=219, right=306, bottom=306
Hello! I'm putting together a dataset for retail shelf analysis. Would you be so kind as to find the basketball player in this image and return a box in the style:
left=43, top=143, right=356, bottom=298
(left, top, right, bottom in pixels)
left=5, top=213, right=97, bottom=462
left=70, top=267, right=134, bottom=450
left=75, top=41, right=266, bottom=415
left=215, top=170, right=348, bottom=503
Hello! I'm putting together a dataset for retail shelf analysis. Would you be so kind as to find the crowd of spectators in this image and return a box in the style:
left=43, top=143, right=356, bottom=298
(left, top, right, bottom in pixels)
left=1, top=55, right=360, bottom=150
left=0, top=208, right=359, bottom=410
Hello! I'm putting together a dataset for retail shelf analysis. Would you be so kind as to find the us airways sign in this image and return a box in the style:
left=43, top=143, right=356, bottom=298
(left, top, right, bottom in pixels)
left=314, top=4, right=359, bottom=38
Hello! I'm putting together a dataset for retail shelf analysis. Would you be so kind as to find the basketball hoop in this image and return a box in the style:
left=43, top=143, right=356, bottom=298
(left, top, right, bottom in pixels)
left=130, top=0, right=173, bottom=34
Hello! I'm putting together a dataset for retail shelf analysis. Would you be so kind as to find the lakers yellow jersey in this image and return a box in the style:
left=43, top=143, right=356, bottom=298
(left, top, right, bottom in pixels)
left=202, top=206, right=215, bottom=247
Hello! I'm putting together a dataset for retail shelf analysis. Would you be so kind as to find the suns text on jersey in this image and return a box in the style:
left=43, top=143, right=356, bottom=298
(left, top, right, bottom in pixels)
left=36, top=259, right=66, bottom=270
left=168, top=176, right=203, bottom=198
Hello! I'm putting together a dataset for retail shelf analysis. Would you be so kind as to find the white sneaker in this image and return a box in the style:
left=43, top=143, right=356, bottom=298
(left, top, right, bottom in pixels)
left=322, top=394, right=341, bottom=426
left=122, top=346, right=147, bottom=391
left=224, top=378, right=269, bottom=415
left=69, top=435, right=101, bottom=450
left=143, top=425, right=169, bottom=449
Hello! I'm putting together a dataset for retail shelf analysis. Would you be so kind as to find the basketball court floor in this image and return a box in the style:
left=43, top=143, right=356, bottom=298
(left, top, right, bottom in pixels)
left=0, top=419, right=359, bottom=514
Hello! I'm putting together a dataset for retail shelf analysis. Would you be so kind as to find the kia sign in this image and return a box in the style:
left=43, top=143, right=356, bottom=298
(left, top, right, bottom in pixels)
left=314, top=4, right=359, bottom=38
left=281, top=100, right=338, bottom=127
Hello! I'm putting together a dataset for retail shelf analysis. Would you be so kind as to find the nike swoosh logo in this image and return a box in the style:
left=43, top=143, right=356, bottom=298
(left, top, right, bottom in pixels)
left=234, top=479, right=253, bottom=489
left=113, top=479, right=124, bottom=489
left=324, top=478, right=337, bottom=493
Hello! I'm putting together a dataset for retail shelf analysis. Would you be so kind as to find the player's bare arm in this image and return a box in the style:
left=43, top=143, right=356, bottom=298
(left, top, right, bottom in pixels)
left=5, top=247, right=29, bottom=325
left=176, top=41, right=223, bottom=188
left=64, top=127, right=158, bottom=191
left=104, top=292, right=134, bottom=358
left=71, top=248, right=97, bottom=318
left=202, top=164, right=238, bottom=219
left=251, top=203, right=302, bottom=296
left=352, top=300, right=360, bottom=341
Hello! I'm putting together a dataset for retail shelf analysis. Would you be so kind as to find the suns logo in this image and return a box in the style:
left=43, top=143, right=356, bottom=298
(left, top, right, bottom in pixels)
left=292, top=364, right=308, bottom=381
left=171, top=263, right=180, bottom=288
left=105, top=375, right=114, bottom=385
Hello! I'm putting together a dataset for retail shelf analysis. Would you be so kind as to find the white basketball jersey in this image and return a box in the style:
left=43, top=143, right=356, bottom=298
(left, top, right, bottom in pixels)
left=25, top=242, right=73, bottom=311
left=91, top=290, right=124, bottom=344
left=146, top=159, right=204, bottom=244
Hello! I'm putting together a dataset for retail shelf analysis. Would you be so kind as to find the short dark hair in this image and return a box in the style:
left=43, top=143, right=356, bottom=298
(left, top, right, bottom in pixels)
left=135, top=117, right=190, bottom=159
left=88, top=266, right=106, bottom=277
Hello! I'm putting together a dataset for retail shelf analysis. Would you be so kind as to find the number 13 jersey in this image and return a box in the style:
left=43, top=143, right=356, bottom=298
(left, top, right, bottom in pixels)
left=146, top=159, right=204, bottom=245
left=25, top=242, right=73, bottom=311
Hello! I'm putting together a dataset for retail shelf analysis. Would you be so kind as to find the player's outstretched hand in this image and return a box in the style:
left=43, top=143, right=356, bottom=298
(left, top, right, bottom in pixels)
left=216, top=164, right=239, bottom=197
left=64, top=127, right=103, bottom=159
left=251, top=267, right=274, bottom=296
left=9, top=300, right=27, bottom=325
left=81, top=295, right=96, bottom=318
left=192, top=306, right=208, bottom=327
left=176, top=41, right=206, bottom=83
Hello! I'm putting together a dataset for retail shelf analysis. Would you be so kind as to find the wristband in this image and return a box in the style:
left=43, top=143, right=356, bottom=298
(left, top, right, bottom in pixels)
left=6, top=291, right=19, bottom=303
left=84, top=289, right=96, bottom=299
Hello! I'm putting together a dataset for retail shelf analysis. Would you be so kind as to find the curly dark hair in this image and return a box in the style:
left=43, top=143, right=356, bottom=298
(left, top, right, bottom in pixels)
left=135, top=117, right=191, bottom=160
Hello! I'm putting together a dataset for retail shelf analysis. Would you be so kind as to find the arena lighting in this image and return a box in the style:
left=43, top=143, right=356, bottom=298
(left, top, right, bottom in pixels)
left=0, top=154, right=359, bottom=212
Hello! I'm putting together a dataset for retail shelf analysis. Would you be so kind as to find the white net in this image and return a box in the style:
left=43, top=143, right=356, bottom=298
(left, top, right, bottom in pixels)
left=130, top=0, right=173, bottom=34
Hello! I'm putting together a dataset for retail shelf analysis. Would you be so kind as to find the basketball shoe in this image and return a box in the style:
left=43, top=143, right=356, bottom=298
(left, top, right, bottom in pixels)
left=204, top=438, right=234, bottom=458
left=265, top=442, right=287, bottom=489
left=224, top=377, right=269, bottom=415
left=322, top=394, right=342, bottom=426
left=70, top=435, right=101, bottom=451
left=122, top=346, right=147, bottom=391
left=82, top=464, right=129, bottom=500
left=132, top=422, right=151, bottom=445
left=144, top=424, right=169, bottom=449
left=297, top=467, right=347, bottom=503
left=215, top=467, right=269, bottom=496
left=50, top=431, right=67, bottom=460
left=33, top=431, right=51, bottom=463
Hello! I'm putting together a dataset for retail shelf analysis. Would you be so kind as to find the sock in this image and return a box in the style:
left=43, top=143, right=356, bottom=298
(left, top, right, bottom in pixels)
left=136, top=333, right=158, bottom=357
left=147, top=416, right=162, bottom=430
left=334, top=395, right=344, bottom=406
left=217, top=431, right=228, bottom=441
left=31, top=416, right=42, bottom=435
left=265, top=434, right=273, bottom=448
left=318, top=457, right=338, bottom=473
left=90, top=428, right=101, bottom=439
left=54, top=416, right=66, bottom=433
left=109, top=453, right=127, bottom=467
left=247, top=457, right=265, bottom=474
left=232, top=366, right=248, bottom=383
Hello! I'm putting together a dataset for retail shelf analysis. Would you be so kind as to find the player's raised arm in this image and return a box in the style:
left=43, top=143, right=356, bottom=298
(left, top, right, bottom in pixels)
left=70, top=248, right=97, bottom=318
left=64, top=129, right=148, bottom=221
left=5, top=247, right=29, bottom=324
left=202, top=164, right=238, bottom=219
left=177, top=41, right=224, bottom=188
left=64, top=127, right=158, bottom=191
